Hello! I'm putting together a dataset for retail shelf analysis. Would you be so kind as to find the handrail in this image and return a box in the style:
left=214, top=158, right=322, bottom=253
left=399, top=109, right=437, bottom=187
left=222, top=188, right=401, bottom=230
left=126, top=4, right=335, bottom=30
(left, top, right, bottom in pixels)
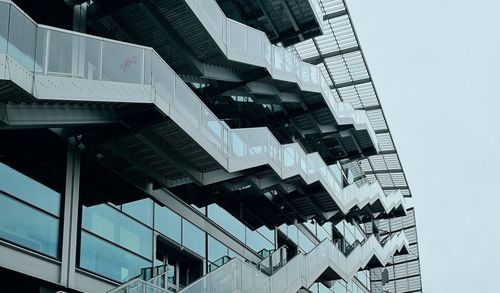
left=178, top=231, right=409, bottom=293
left=184, top=0, right=378, bottom=148
left=0, top=0, right=406, bottom=219
left=256, top=245, right=288, bottom=275
left=107, top=265, right=171, bottom=293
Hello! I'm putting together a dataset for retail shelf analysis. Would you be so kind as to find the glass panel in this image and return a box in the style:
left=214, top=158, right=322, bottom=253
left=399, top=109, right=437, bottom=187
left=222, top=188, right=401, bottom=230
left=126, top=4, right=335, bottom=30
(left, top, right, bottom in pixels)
left=154, top=203, right=181, bottom=244
left=182, top=220, right=205, bottom=257
left=47, top=30, right=101, bottom=79
left=207, top=235, right=228, bottom=262
left=80, top=231, right=151, bottom=283
left=0, top=193, right=59, bottom=258
left=231, top=133, right=246, bottom=157
left=298, top=230, right=315, bottom=253
left=274, top=49, right=284, bottom=70
left=257, top=226, right=275, bottom=243
left=82, top=204, right=152, bottom=259
left=0, top=2, right=9, bottom=54
left=208, top=204, right=245, bottom=242
left=122, top=198, right=154, bottom=227
left=246, top=228, right=273, bottom=253
left=0, top=162, right=60, bottom=216
left=287, top=225, right=298, bottom=244
left=102, top=41, right=143, bottom=84
left=35, top=27, right=47, bottom=73
left=7, top=7, right=36, bottom=70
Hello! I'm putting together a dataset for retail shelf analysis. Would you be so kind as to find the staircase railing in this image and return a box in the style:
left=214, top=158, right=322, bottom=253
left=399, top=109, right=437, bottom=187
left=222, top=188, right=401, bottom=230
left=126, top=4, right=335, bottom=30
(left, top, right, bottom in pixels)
left=0, top=0, right=406, bottom=220
left=256, top=245, right=288, bottom=275
left=177, top=231, right=408, bottom=293
left=107, top=265, right=177, bottom=293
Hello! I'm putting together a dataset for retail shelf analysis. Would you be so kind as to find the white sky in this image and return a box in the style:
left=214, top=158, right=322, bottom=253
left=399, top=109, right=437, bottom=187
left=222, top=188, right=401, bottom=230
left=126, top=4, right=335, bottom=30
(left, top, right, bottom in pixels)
left=346, top=0, right=500, bottom=292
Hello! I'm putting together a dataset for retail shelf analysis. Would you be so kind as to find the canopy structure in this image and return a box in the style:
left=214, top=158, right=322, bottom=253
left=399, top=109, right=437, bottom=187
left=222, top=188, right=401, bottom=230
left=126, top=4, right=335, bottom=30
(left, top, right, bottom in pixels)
left=293, top=0, right=411, bottom=198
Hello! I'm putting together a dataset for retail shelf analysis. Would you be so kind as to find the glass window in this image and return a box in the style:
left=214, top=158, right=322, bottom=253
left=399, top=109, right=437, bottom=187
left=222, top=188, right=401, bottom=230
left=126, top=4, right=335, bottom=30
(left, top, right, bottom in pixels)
left=208, top=204, right=245, bottom=242
left=246, top=228, right=273, bottom=253
left=80, top=231, right=151, bottom=283
left=122, top=198, right=154, bottom=227
left=182, top=220, right=205, bottom=257
left=207, top=236, right=228, bottom=262
left=155, top=204, right=182, bottom=244
left=0, top=193, right=59, bottom=258
left=257, top=226, right=275, bottom=243
left=287, top=225, right=298, bottom=244
left=0, top=162, right=60, bottom=216
left=82, top=204, right=152, bottom=259
left=298, top=230, right=315, bottom=253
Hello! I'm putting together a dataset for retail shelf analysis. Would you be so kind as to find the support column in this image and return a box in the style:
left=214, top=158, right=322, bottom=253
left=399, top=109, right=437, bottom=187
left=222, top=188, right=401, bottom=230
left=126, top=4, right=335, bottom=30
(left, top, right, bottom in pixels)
left=72, top=3, right=87, bottom=33
left=60, top=138, right=81, bottom=288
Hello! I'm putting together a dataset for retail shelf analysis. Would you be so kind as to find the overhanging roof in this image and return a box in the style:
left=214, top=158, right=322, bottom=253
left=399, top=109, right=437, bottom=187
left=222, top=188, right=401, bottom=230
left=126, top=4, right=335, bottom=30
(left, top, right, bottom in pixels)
left=293, top=0, right=412, bottom=197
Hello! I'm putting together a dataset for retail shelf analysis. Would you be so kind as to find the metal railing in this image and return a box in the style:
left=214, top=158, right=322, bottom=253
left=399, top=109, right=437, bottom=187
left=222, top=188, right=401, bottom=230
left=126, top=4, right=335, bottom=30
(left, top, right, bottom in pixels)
left=177, top=231, right=409, bottom=293
left=108, top=265, right=177, bottom=293
left=184, top=0, right=378, bottom=146
left=0, top=0, right=405, bottom=218
left=256, top=245, right=288, bottom=275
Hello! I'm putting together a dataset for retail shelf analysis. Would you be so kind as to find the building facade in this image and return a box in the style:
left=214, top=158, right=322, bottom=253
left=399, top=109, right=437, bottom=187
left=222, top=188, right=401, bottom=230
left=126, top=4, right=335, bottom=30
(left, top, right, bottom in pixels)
left=0, top=0, right=422, bottom=292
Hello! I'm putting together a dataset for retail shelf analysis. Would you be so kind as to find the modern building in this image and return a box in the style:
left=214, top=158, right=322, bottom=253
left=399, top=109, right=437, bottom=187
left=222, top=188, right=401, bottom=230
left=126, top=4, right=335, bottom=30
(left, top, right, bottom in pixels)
left=0, top=0, right=422, bottom=292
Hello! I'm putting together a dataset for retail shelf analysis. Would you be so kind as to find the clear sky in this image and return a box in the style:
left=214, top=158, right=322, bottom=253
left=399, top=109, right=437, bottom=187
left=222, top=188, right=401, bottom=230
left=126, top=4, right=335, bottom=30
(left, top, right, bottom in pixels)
left=346, top=0, right=500, bottom=291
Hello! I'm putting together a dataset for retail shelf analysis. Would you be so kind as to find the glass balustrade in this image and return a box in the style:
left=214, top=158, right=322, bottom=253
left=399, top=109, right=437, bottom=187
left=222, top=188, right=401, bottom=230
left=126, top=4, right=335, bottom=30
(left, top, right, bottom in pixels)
left=0, top=1, right=404, bottom=217
left=177, top=231, right=408, bottom=293
left=181, top=0, right=377, bottom=144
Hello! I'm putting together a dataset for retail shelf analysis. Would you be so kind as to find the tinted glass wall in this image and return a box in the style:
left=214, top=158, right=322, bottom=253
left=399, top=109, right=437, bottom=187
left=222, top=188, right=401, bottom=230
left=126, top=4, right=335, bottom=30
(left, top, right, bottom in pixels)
left=0, top=130, right=66, bottom=259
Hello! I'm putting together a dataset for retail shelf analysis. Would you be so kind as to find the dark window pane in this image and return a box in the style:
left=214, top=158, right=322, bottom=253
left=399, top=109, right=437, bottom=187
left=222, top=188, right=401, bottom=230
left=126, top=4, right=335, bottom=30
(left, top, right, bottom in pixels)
left=80, top=231, right=151, bottom=283
left=0, top=162, right=60, bottom=216
left=0, top=193, right=59, bottom=257
left=82, top=204, right=152, bottom=259
left=154, top=204, right=181, bottom=244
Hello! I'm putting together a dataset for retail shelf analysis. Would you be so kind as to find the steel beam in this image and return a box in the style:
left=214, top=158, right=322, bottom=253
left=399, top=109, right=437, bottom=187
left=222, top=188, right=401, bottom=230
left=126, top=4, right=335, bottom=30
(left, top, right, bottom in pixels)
left=0, top=103, right=117, bottom=128
left=280, top=0, right=304, bottom=42
left=323, top=10, right=348, bottom=20
left=364, top=168, right=403, bottom=175
left=302, top=46, right=361, bottom=65
left=330, top=78, right=372, bottom=89
left=137, top=0, right=204, bottom=75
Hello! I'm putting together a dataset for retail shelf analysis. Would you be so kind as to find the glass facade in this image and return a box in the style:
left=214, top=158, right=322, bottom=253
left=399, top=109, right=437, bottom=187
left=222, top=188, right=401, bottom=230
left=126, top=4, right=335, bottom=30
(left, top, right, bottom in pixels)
left=155, top=203, right=182, bottom=243
left=207, top=204, right=274, bottom=253
left=82, top=204, right=153, bottom=259
left=182, top=220, right=205, bottom=257
left=0, top=162, right=61, bottom=258
left=80, top=231, right=151, bottom=283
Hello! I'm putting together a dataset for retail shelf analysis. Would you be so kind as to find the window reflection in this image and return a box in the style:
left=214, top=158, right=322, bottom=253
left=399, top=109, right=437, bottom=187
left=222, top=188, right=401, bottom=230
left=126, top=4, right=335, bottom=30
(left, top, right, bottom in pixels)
left=208, top=236, right=228, bottom=262
left=122, top=198, right=154, bottom=227
left=82, top=204, right=152, bottom=259
left=182, top=220, right=205, bottom=257
left=0, top=193, right=59, bottom=257
left=246, top=228, right=273, bottom=253
left=80, top=231, right=151, bottom=283
left=155, top=203, right=182, bottom=244
left=208, top=204, right=245, bottom=242
left=0, top=162, right=60, bottom=216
